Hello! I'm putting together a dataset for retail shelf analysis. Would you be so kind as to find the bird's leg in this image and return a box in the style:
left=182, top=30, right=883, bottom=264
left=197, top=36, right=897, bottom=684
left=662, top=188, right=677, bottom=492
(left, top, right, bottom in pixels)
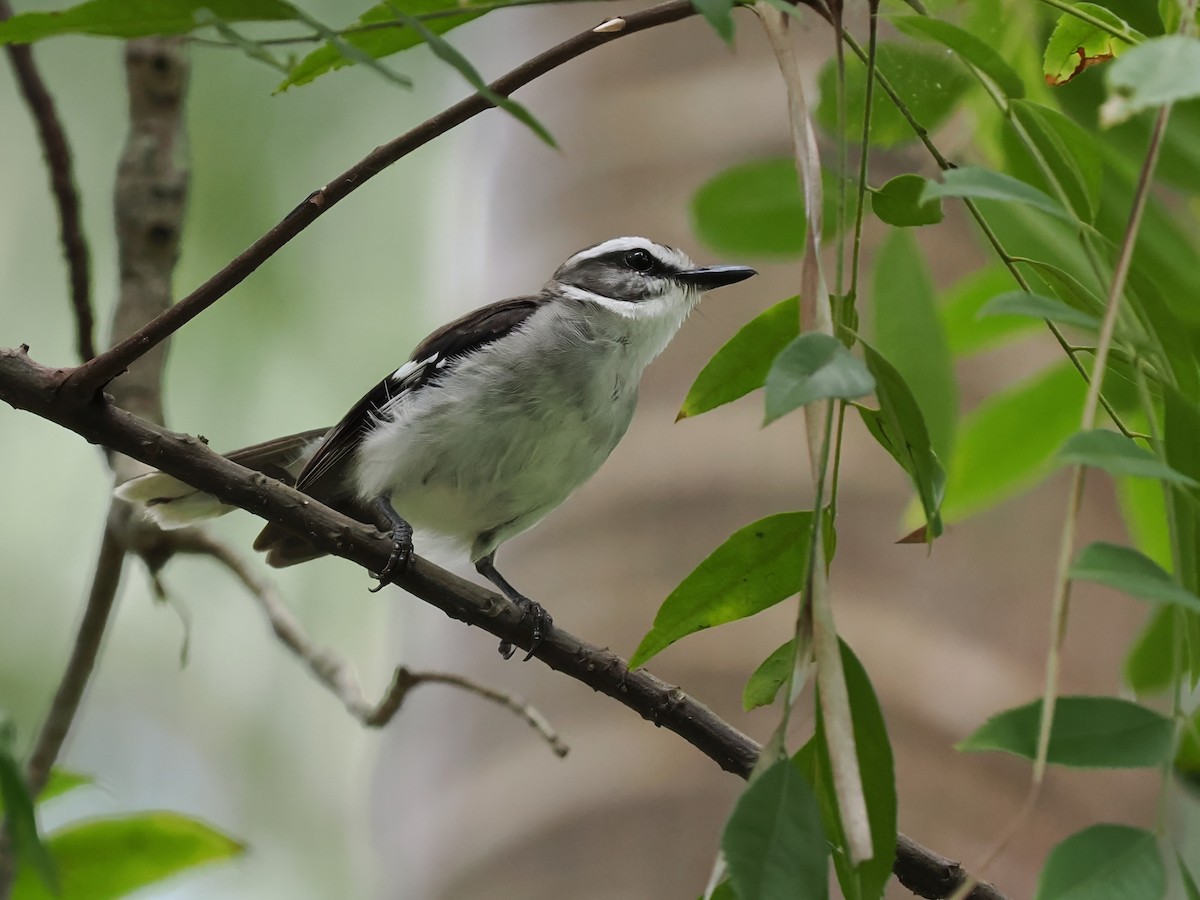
left=368, top=495, right=414, bottom=592
left=475, top=552, right=551, bottom=661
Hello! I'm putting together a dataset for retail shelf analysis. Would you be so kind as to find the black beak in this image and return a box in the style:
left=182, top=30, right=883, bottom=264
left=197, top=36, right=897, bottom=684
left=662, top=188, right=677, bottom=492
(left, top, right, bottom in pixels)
left=676, top=265, right=758, bottom=291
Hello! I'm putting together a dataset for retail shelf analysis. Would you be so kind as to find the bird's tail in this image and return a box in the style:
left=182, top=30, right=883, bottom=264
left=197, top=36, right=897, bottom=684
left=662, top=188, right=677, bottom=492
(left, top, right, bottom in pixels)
left=115, top=473, right=235, bottom=529
left=114, top=427, right=330, bottom=531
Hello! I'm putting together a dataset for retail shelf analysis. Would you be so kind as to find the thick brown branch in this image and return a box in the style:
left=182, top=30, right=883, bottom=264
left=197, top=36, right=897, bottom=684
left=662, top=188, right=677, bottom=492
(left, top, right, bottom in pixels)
left=0, top=348, right=1004, bottom=899
left=0, top=0, right=94, bottom=362
left=58, top=0, right=698, bottom=400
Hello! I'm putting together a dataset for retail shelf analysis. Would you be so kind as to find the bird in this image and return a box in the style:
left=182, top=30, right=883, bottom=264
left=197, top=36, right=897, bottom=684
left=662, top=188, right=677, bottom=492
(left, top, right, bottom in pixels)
left=117, top=236, right=756, bottom=659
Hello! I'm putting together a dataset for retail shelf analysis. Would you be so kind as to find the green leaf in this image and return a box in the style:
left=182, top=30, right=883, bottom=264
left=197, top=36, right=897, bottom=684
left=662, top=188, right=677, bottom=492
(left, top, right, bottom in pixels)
left=722, top=758, right=829, bottom=900
left=0, top=0, right=298, bottom=43
left=816, top=41, right=972, bottom=148
left=958, top=696, right=1173, bottom=768
left=1123, top=607, right=1177, bottom=694
left=630, top=512, right=815, bottom=667
left=940, top=265, right=1039, bottom=357
left=1009, top=100, right=1104, bottom=222
left=743, top=640, right=794, bottom=711
left=922, top=166, right=1072, bottom=221
left=1072, top=542, right=1200, bottom=612
left=892, top=15, right=1025, bottom=98
left=279, top=0, right=483, bottom=91
left=1173, top=708, right=1200, bottom=791
left=0, top=769, right=91, bottom=814
left=691, top=0, right=735, bottom=43
left=1103, top=35, right=1200, bottom=126
left=942, top=362, right=1086, bottom=523
left=858, top=342, right=945, bottom=539
left=794, top=641, right=896, bottom=900
left=871, top=229, right=958, bottom=462
left=382, top=7, right=555, bottom=147
left=1043, top=2, right=1141, bottom=86
left=11, top=813, right=245, bottom=900
left=871, top=174, right=943, bottom=227
left=679, top=296, right=799, bottom=419
left=978, top=291, right=1100, bottom=331
left=1164, top=386, right=1200, bottom=596
left=1058, top=430, right=1198, bottom=485
left=764, top=334, right=875, bottom=425
left=1034, top=825, right=1164, bottom=900
left=0, top=723, right=57, bottom=895
left=690, top=162, right=849, bottom=259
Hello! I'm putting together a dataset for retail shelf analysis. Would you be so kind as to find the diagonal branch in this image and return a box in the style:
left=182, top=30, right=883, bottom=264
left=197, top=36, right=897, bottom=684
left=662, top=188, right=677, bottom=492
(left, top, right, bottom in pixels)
left=0, top=0, right=94, bottom=363
left=0, top=346, right=1004, bottom=899
left=59, top=0, right=700, bottom=401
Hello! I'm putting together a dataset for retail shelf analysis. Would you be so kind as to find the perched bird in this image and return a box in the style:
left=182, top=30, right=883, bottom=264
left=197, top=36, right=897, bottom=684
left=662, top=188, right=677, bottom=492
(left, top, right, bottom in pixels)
left=118, top=237, right=756, bottom=658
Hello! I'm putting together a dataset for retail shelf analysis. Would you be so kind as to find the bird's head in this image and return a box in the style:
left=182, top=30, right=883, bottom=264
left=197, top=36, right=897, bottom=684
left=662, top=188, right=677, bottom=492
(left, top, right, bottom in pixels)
left=547, top=237, right=756, bottom=320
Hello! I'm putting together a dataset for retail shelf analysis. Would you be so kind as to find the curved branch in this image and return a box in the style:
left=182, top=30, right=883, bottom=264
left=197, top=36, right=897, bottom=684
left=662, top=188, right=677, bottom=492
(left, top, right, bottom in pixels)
left=0, top=347, right=1005, bottom=899
left=60, top=0, right=699, bottom=400
left=0, top=0, right=94, bottom=363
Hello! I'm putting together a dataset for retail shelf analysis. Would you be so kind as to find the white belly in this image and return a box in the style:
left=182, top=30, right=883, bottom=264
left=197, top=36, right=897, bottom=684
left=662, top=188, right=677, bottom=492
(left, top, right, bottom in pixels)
left=353, top=329, right=640, bottom=560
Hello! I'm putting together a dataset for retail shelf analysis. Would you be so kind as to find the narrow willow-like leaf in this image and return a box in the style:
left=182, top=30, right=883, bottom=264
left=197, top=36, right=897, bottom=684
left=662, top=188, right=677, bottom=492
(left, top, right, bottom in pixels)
left=940, top=265, right=1038, bottom=358
left=871, top=229, right=957, bottom=462
left=679, top=296, right=799, bottom=420
left=892, top=15, right=1025, bottom=98
left=942, top=361, right=1086, bottom=523
left=1034, top=825, right=1164, bottom=900
left=722, top=758, right=829, bottom=900
left=794, top=640, right=897, bottom=900
left=764, top=333, right=875, bottom=425
left=690, top=162, right=850, bottom=258
left=0, top=0, right=298, bottom=43
left=958, top=696, right=1173, bottom=768
left=871, top=174, right=943, bottom=227
left=1043, top=2, right=1141, bottom=86
left=1103, top=35, right=1200, bottom=125
left=384, top=7, right=555, bottom=146
left=279, top=0, right=484, bottom=91
left=815, top=41, right=971, bottom=148
left=1009, top=100, right=1103, bottom=222
left=11, top=813, right=245, bottom=900
left=922, top=166, right=1071, bottom=221
left=977, top=291, right=1100, bottom=331
left=630, top=512, right=815, bottom=668
left=743, top=640, right=793, bottom=711
left=1071, top=542, right=1200, bottom=612
left=1058, top=430, right=1198, bottom=485
left=858, top=342, right=945, bottom=539
left=691, top=0, right=735, bottom=44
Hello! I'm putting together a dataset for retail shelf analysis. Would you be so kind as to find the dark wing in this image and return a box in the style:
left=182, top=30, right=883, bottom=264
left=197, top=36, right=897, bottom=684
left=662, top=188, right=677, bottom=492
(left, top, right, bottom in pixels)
left=253, top=295, right=544, bottom=568
left=225, top=427, right=330, bottom=485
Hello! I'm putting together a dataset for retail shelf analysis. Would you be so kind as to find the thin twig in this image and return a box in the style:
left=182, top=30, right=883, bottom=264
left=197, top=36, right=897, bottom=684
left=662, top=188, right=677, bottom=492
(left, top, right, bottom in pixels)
left=172, top=530, right=568, bottom=756
left=58, top=0, right=699, bottom=400
left=0, top=348, right=1003, bottom=898
left=0, top=0, right=93, bottom=363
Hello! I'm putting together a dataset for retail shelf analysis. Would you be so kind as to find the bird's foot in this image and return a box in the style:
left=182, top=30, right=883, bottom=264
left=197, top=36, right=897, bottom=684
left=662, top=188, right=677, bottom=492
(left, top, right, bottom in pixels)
left=369, top=496, right=415, bottom=592
left=498, top=596, right=552, bottom=662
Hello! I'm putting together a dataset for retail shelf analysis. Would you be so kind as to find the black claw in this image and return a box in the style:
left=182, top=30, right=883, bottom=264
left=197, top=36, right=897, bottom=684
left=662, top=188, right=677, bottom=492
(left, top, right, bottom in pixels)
left=499, top=596, right=551, bottom=662
left=368, top=495, right=414, bottom=592
left=368, top=530, right=413, bottom=592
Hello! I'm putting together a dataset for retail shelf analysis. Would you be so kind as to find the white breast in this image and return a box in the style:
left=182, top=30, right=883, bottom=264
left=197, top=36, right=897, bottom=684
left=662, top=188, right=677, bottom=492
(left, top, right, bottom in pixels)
left=352, top=297, right=689, bottom=560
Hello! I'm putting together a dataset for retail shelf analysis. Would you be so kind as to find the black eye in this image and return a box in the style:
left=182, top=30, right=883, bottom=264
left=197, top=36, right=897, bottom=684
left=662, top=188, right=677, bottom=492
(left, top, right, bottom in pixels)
left=624, top=249, right=655, bottom=273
